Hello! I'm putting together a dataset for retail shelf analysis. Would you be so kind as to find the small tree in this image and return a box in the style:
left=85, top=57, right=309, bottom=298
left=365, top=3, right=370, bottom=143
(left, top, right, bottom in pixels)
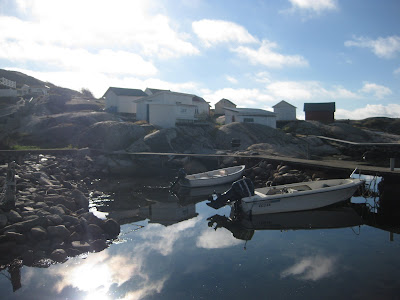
left=81, top=88, right=95, bottom=99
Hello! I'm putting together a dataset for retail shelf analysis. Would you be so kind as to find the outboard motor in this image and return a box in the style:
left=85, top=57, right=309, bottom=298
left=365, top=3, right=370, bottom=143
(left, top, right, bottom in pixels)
left=207, top=177, right=254, bottom=209
left=170, top=168, right=187, bottom=190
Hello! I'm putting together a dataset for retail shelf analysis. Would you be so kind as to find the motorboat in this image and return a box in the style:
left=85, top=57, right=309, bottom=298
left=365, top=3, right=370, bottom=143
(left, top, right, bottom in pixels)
left=208, top=177, right=364, bottom=215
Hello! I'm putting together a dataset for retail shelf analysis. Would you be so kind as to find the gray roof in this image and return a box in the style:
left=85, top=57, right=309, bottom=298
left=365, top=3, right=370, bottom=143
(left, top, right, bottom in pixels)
left=225, top=107, right=276, bottom=116
left=273, top=100, right=296, bottom=109
left=304, top=102, right=336, bottom=112
left=192, top=95, right=207, bottom=103
left=104, top=87, right=147, bottom=97
left=146, top=88, right=170, bottom=95
left=217, top=98, right=236, bottom=106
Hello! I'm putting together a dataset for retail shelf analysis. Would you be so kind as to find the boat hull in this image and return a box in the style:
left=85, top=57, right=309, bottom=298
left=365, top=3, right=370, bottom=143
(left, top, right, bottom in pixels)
left=180, top=165, right=245, bottom=188
left=240, top=178, right=364, bottom=215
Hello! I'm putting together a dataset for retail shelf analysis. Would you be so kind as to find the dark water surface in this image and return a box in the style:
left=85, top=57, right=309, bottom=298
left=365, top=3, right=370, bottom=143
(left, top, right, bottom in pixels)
left=1, top=176, right=400, bottom=300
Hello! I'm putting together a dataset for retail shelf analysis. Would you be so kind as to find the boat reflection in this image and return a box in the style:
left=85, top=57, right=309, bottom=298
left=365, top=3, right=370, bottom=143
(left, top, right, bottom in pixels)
left=207, top=205, right=364, bottom=242
left=106, top=184, right=232, bottom=226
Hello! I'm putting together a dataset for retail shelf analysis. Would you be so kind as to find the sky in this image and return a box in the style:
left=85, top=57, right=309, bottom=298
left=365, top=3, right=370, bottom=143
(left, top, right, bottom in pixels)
left=1, top=0, right=399, bottom=120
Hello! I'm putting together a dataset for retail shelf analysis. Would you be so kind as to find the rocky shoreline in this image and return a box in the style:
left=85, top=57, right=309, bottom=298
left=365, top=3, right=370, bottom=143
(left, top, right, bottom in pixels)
left=0, top=152, right=121, bottom=268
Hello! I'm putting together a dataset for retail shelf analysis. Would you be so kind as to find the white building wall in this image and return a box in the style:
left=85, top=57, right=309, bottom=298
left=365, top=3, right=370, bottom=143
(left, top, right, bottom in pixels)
left=136, top=101, right=147, bottom=121
left=224, top=109, right=237, bottom=124
left=149, top=104, right=176, bottom=128
left=105, top=92, right=118, bottom=110
left=224, top=110, right=276, bottom=128
left=0, top=89, right=18, bottom=97
left=215, top=101, right=236, bottom=115
left=238, top=115, right=276, bottom=128
left=195, top=102, right=210, bottom=115
left=274, top=107, right=296, bottom=121
left=176, top=105, right=196, bottom=121
left=117, top=96, right=140, bottom=113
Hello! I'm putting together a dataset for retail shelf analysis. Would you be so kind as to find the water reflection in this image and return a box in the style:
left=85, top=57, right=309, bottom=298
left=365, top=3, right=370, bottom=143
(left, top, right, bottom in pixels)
left=281, top=255, right=338, bottom=281
left=1, top=175, right=400, bottom=299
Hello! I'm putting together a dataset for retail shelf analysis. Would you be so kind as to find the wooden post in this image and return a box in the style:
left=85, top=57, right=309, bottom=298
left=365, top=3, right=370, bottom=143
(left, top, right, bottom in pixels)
left=3, top=161, right=16, bottom=210
left=390, top=158, right=395, bottom=171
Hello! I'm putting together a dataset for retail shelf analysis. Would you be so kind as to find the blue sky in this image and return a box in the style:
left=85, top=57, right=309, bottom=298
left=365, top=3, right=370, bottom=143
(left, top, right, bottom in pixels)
left=1, top=0, right=399, bottom=119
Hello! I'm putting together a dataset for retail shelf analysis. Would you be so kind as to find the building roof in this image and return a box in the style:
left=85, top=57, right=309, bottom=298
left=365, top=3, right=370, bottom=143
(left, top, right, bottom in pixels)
left=103, top=87, right=147, bottom=97
left=273, top=100, right=296, bottom=109
left=216, top=98, right=236, bottom=106
left=225, top=107, right=276, bottom=116
left=145, top=88, right=171, bottom=95
left=303, top=102, right=336, bottom=112
left=192, top=95, right=208, bottom=103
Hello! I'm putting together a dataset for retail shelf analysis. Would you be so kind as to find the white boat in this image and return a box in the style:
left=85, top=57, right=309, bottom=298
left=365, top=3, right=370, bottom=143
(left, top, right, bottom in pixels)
left=240, top=178, right=364, bottom=215
left=179, top=165, right=246, bottom=188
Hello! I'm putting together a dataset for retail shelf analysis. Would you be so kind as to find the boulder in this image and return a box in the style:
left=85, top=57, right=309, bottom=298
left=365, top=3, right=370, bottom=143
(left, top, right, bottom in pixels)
left=75, top=121, right=146, bottom=151
left=47, top=225, right=70, bottom=240
left=71, top=189, right=89, bottom=210
left=103, top=219, right=120, bottom=237
left=50, top=249, right=68, bottom=263
left=6, top=210, right=23, bottom=223
left=31, top=226, right=47, bottom=240
left=90, top=239, right=107, bottom=252
left=86, top=224, right=104, bottom=240
left=0, top=214, right=7, bottom=228
left=46, top=214, right=63, bottom=225
left=71, top=241, right=91, bottom=253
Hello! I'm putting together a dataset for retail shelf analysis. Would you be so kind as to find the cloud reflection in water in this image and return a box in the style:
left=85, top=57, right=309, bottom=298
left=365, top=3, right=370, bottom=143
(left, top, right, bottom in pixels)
left=281, top=255, right=338, bottom=281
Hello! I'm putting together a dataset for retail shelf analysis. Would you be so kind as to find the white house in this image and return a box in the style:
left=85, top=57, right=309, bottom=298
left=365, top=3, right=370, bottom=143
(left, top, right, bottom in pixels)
left=214, top=98, right=236, bottom=115
left=0, top=77, right=16, bottom=89
left=0, top=77, right=17, bottom=97
left=273, top=100, right=297, bottom=121
left=103, top=87, right=147, bottom=113
left=225, top=107, right=277, bottom=128
left=136, top=90, right=210, bottom=128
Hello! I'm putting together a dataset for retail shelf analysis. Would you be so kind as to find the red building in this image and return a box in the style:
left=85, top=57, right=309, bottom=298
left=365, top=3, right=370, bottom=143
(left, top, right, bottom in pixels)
left=304, top=102, right=335, bottom=123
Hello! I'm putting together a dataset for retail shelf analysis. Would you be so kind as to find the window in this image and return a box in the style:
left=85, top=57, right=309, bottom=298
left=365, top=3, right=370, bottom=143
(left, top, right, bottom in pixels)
left=243, top=118, right=254, bottom=123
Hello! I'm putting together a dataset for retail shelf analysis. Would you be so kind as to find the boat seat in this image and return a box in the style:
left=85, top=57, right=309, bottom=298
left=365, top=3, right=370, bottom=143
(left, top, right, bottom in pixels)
left=291, top=185, right=312, bottom=191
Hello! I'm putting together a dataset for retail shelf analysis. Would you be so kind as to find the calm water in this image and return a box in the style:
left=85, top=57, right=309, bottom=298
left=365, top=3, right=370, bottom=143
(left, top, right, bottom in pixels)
left=1, top=176, right=400, bottom=300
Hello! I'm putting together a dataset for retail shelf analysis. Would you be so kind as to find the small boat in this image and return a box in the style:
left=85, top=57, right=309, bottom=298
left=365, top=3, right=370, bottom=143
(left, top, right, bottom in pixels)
left=241, top=178, right=364, bottom=215
left=208, top=177, right=364, bottom=215
left=177, top=165, right=246, bottom=188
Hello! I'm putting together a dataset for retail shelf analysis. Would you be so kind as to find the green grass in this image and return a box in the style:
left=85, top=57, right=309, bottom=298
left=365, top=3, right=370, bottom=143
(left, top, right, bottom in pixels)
left=11, top=144, right=77, bottom=150
left=11, top=145, right=41, bottom=150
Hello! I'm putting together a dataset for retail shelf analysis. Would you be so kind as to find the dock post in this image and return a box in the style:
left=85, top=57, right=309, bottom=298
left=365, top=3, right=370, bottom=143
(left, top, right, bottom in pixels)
left=390, top=158, right=395, bottom=171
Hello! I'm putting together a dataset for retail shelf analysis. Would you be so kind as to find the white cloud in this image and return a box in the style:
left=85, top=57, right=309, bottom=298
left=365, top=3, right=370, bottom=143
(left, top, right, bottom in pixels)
left=288, top=0, right=338, bottom=13
left=252, top=71, right=272, bottom=84
left=266, top=81, right=359, bottom=100
left=232, top=40, right=308, bottom=68
left=281, top=255, right=338, bottom=281
left=9, top=68, right=201, bottom=98
left=0, top=41, right=158, bottom=76
left=336, top=104, right=400, bottom=119
left=196, top=228, right=242, bottom=249
left=394, top=66, right=400, bottom=75
left=359, top=82, right=392, bottom=99
left=192, top=19, right=258, bottom=47
left=0, top=0, right=199, bottom=66
left=345, top=36, right=400, bottom=59
left=203, top=87, right=275, bottom=108
left=226, top=75, right=238, bottom=84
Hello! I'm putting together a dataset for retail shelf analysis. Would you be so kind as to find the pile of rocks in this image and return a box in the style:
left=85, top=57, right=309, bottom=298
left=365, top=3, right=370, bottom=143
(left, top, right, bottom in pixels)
left=0, top=154, right=120, bottom=267
left=243, top=160, right=313, bottom=188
